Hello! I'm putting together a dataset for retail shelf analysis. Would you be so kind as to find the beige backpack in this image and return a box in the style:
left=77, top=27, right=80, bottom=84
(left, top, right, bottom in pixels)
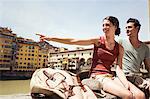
left=30, top=68, right=97, bottom=99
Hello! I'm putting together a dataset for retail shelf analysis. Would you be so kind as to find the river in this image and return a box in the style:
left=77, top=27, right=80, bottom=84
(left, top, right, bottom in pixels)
left=0, top=80, right=30, bottom=95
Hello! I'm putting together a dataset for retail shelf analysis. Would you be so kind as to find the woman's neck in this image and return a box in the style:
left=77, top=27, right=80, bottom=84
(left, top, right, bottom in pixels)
left=105, top=35, right=115, bottom=43
left=104, top=35, right=115, bottom=50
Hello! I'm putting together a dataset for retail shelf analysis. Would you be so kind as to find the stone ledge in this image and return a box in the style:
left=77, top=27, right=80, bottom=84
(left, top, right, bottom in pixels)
left=0, top=94, right=32, bottom=99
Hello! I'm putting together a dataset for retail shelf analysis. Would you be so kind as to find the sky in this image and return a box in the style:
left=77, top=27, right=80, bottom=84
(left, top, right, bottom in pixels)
left=1, top=0, right=149, bottom=50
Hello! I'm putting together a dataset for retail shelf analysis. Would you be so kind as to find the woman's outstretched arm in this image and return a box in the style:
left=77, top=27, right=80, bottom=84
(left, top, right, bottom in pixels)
left=36, top=33, right=99, bottom=46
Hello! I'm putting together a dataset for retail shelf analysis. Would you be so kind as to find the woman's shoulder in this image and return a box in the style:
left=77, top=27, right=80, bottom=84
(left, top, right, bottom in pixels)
left=98, top=36, right=105, bottom=44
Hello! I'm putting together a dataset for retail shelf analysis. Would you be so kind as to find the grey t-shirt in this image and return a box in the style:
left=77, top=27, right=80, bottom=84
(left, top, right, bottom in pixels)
left=118, top=38, right=150, bottom=73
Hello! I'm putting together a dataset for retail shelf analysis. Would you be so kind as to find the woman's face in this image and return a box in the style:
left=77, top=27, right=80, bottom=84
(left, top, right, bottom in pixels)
left=102, top=19, right=116, bottom=35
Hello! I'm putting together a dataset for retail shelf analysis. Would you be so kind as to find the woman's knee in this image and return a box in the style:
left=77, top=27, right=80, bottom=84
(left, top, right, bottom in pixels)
left=134, top=91, right=145, bottom=99
left=122, top=91, right=133, bottom=99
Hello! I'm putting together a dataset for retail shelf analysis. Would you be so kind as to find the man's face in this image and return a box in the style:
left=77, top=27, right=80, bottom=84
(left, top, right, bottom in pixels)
left=125, top=22, right=138, bottom=37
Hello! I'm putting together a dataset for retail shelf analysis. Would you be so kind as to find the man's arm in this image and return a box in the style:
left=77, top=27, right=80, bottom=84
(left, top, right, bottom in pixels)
left=143, top=44, right=150, bottom=75
left=144, top=58, right=150, bottom=74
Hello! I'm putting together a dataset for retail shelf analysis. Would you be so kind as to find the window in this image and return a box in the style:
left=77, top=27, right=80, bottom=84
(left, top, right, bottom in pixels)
left=89, top=53, right=91, bottom=55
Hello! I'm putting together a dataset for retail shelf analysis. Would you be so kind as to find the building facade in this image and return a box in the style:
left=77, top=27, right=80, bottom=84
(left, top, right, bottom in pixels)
left=14, top=37, right=47, bottom=71
left=49, top=48, right=93, bottom=70
left=0, top=27, right=17, bottom=70
left=0, top=27, right=57, bottom=75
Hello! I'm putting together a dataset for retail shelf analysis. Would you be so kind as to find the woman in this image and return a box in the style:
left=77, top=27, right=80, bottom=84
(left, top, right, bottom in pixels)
left=37, top=16, right=145, bottom=99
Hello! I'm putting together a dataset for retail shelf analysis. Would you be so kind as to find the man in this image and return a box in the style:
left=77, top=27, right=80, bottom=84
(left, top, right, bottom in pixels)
left=118, top=18, right=150, bottom=97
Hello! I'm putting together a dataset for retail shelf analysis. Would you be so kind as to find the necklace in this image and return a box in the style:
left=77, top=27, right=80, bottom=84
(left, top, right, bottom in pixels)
left=106, top=41, right=115, bottom=50
left=104, top=36, right=115, bottom=50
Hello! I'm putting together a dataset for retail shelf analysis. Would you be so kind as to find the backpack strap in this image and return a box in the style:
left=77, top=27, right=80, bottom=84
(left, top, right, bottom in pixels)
left=43, top=70, right=87, bottom=98
left=99, top=36, right=105, bottom=44
left=43, top=70, right=73, bottom=98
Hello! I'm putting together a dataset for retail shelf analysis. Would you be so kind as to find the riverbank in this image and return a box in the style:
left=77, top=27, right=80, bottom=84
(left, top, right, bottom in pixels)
left=0, top=70, right=33, bottom=80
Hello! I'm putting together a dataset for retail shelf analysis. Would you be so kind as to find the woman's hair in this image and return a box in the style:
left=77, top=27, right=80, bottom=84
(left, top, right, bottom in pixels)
left=103, top=16, right=120, bottom=36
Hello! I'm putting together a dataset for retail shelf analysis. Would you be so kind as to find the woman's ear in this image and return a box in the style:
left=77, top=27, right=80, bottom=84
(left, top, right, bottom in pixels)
left=115, top=26, right=117, bottom=30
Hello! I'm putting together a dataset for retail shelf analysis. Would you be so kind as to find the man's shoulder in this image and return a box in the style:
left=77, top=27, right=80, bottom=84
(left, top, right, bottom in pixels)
left=115, top=37, right=128, bottom=44
left=140, top=42, right=149, bottom=50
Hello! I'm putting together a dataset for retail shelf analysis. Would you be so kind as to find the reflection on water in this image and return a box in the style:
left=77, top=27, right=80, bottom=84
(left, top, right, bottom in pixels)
left=0, top=80, right=30, bottom=95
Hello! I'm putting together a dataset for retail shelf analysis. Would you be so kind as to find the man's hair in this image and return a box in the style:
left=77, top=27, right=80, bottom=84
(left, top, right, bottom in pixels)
left=127, top=18, right=141, bottom=30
